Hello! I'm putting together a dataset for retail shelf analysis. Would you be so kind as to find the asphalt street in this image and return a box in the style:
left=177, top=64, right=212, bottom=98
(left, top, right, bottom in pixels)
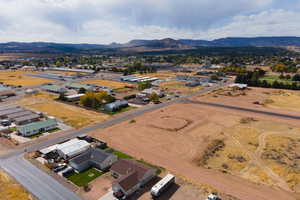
left=0, top=155, right=81, bottom=200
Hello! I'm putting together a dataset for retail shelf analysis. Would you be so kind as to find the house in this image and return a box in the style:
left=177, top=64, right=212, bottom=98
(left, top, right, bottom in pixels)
left=69, top=148, right=117, bottom=172
left=140, top=88, right=164, bottom=98
left=17, top=118, right=58, bottom=137
left=104, top=100, right=128, bottom=112
left=41, top=85, right=68, bottom=94
left=56, top=138, right=91, bottom=159
left=111, top=159, right=156, bottom=199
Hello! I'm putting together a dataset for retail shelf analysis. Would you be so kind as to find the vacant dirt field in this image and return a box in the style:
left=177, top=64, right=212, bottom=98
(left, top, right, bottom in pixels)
left=0, top=170, right=34, bottom=200
left=160, top=80, right=203, bottom=95
left=89, top=102, right=300, bottom=200
left=143, top=71, right=196, bottom=79
left=0, top=71, right=53, bottom=86
left=16, top=92, right=111, bottom=128
left=81, top=80, right=134, bottom=89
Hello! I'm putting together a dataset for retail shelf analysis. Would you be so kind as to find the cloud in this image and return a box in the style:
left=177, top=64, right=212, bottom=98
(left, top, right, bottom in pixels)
left=0, top=0, right=299, bottom=43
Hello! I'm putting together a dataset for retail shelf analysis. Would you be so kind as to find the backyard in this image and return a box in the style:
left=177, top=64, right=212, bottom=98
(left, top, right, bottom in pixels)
left=67, top=168, right=105, bottom=187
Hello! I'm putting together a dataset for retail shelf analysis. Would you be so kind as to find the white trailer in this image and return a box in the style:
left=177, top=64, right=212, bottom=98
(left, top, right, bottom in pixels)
left=151, top=174, right=175, bottom=198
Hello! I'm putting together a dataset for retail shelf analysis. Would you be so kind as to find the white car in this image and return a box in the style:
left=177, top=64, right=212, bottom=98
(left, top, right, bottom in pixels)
left=207, top=194, right=220, bottom=200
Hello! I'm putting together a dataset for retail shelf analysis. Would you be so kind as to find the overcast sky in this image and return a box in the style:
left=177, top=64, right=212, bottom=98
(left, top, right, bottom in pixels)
left=0, top=0, right=300, bottom=44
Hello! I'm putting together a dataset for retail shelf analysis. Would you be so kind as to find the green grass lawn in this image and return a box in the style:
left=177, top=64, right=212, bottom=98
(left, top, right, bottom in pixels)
left=28, top=133, right=44, bottom=139
left=260, top=74, right=294, bottom=84
left=67, top=168, right=105, bottom=187
left=112, top=149, right=133, bottom=159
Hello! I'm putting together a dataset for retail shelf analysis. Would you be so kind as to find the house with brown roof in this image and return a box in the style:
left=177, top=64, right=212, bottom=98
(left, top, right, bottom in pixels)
left=110, top=159, right=156, bottom=199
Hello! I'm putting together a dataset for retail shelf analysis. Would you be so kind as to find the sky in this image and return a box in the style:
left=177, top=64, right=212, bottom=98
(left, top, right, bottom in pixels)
left=0, top=0, right=300, bottom=44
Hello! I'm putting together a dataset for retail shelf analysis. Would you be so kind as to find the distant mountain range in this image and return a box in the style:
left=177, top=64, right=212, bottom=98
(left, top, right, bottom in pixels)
left=1, top=37, right=300, bottom=53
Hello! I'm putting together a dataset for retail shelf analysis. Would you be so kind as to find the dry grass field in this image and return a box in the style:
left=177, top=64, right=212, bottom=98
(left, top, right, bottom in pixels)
left=142, top=71, right=196, bottom=79
left=0, top=170, right=34, bottom=200
left=0, top=71, right=53, bottom=86
left=160, top=80, right=203, bottom=95
left=80, top=80, right=134, bottom=89
left=16, top=92, right=111, bottom=128
left=264, top=91, right=300, bottom=112
left=88, top=102, right=299, bottom=200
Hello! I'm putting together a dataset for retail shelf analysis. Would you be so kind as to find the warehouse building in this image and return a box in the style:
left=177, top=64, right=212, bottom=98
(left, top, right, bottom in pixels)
left=14, top=114, right=40, bottom=125
left=0, top=107, right=25, bottom=119
left=17, top=118, right=58, bottom=137
left=7, top=111, right=34, bottom=121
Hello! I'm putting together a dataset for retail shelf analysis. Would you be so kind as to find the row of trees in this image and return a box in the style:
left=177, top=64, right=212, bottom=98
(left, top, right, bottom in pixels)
left=235, top=70, right=300, bottom=90
left=80, top=91, right=115, bottom=109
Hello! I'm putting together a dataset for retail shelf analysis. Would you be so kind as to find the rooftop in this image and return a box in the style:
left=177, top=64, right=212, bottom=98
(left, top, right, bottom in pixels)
left=17, top=118, right=57, bottom=133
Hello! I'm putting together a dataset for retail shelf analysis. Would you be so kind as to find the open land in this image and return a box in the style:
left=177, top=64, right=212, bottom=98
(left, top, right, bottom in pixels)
left=0, top=170, right=34, bottom=200
left=160, top=80, right=203, bottom=95
left=0, top=71, right=53, bottom=86
left=15, top=92, right=111, bottom=128
left=88, top=95, right=300, bottom=200
left=80, top=80, right=134, bottom=89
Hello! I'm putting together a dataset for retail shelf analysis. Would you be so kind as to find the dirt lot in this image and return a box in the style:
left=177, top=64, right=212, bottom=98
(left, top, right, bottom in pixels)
left=0, top=71, right=53, bottom=86
left=160, top=80, right=203, bottom=95
left=0, top=170, right=34, bottom=200
left=88, top=102, right=300, bottom=200
left=81, top=80, right=134, bottom=89
left=15, top=92, right=111, bottom=128
left=193, top=87, right=300, bottom=116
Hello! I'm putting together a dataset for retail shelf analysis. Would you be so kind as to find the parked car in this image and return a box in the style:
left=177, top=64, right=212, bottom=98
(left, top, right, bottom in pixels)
left=53, top=164, right=67, bottom=173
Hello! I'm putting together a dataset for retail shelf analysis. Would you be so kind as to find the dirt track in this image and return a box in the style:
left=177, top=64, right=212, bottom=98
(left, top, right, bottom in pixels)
left=89, top=102, right=300, bottom=200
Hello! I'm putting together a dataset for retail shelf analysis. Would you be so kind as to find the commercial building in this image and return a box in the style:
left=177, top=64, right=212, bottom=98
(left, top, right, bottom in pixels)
left=17, top=118, right=58, bottom=137
left=69, top=148, right=117, bottom=172
left=111, top=159, right=156, bottom=198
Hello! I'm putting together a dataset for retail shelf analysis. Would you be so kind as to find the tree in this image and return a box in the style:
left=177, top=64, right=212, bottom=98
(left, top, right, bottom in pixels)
left=78, top=87, right=86, bottom=94
left=149, top=92, right=159, bottom=102
left=137, top=81, right=152, bottom=91
left=292, top=74, right=300, bottom=82
left=210, top=74, right=219, bottom=81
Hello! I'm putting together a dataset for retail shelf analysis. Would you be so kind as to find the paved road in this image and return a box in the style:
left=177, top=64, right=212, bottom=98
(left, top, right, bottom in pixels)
left=187, top=99, right=300, bottom=120
left=0, top=155, right=81, bottom=200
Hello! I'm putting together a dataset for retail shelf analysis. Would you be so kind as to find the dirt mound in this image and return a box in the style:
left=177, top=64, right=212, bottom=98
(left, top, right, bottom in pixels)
left=148, top=116, right=192, bottom=132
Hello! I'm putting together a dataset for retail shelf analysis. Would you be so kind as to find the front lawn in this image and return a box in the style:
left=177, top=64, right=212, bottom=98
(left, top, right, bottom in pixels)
left=67, top=168, right=105, bottom=187
left=111, top=149, right=133, bottom=159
